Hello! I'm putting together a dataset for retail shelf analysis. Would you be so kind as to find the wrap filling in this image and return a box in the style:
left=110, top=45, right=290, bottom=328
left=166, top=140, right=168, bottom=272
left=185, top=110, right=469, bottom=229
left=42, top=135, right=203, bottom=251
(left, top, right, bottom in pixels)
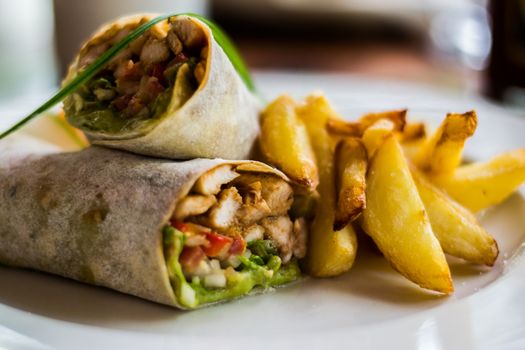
left=163, top=165, right=307, bottom=308
left=64, top=17, right=207, bottom=135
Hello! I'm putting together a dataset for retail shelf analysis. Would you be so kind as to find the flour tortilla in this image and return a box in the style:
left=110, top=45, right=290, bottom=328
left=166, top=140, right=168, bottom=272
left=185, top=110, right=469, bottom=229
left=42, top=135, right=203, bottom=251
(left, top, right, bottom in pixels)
left=0, top=138, right=289, bottom=308
left=63, top=14, right=260, bottom=160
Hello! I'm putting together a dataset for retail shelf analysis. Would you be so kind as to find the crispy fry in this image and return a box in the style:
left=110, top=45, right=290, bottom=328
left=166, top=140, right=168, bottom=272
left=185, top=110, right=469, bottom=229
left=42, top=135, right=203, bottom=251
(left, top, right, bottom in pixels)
left=359, top=109, right=407, bottom=133
left=259, top=95, right=319, bottom=191
left=326, top=109, right=407, bottom=138
left=413, top=111, right=477, bottom=175
left=333, top=138, right=367, bottom=230
left=361, top=119, right=396, bottom=158
left=431, top=148, right=525, bottom=212
left=361, top=134, right=453, bottom=294
left=402, top=137, right=427, bottom=161
left=400, top=122, right=426, bottom=143
left=412, top=168, right=499, bottom=266
left=21, top=110, right=89, bottom=151
left=326, top=119, right=362, bottom=137
left=298, top=94, right=358, bottom=277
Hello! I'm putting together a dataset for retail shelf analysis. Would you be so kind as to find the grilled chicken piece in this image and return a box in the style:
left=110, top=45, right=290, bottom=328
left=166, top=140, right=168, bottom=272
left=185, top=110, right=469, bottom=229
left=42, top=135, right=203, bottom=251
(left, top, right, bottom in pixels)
left=140, top=37, right=171, bottom=65
left=232, top=174, right=293, bottom=216
left=171, top=18, right=206, bottom=49
left=173, top=195, right=216, bottom=220
left=166, top=30, right=183, bottom=54
left=243, top=224, right=265, bottom=242
left=292, top=218, right=308, bottom=259
left=261, top=216, right=294, bottom=263
left=236, top=181, right=271, bottom=225
left=193, top=165, right=240, bottom=195
left=208, top=187, right=242, bottom=229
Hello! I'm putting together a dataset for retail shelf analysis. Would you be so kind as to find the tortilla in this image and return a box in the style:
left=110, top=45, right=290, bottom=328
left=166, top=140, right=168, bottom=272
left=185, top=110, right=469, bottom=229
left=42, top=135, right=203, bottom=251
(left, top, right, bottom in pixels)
left=62, top=14, right=260, bottom=160
left=0, top=138, right=300, bottom=308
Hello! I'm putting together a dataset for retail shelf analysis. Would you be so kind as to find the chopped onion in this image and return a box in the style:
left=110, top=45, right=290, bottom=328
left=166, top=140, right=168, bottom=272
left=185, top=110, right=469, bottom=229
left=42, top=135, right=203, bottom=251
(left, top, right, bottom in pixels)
left=204, top=272, right=226, bottom=288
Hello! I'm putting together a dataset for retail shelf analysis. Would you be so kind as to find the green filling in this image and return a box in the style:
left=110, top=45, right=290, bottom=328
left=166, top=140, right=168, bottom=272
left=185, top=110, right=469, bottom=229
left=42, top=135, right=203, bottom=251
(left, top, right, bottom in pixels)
left=64, top=61, right=197, bottom=136
left=163, top=226, right=301, bottom=309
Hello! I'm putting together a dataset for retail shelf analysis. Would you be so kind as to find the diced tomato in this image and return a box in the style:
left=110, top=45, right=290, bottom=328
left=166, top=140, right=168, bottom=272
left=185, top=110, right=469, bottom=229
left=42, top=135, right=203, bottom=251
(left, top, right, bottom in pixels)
left=148, top=62, right=167, bottom=86
left=229, top=235, right=246, bottom=256
left=179, top=246, right=205, bottom=272
left=202, top=232, right=232, bottom=258
left=111, top=94, right=132, bottom=111
left=170, top=220, right=188, bottom=232
left=173, top=52, right=189, bottom=64
left=135, top=76, right=164, bottom=104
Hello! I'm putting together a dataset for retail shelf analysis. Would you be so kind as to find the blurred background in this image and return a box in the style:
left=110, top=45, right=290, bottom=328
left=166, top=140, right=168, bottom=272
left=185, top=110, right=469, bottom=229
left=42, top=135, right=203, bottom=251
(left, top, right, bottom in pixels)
left=0, top=0, right=523, bottom=108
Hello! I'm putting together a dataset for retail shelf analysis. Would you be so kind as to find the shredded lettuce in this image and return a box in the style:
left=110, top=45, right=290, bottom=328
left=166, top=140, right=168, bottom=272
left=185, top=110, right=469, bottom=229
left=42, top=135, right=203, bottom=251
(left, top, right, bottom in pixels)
left=163, top=225, right=301, bottom=308
left=247, top=239, right=278, bottom=262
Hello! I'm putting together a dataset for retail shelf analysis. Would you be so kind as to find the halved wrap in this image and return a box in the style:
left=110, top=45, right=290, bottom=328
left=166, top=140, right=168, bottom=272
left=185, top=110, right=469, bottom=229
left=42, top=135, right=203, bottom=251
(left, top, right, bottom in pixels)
left=62, top=14, right=260, bottom=160
left=0, top=138, right=306, bottom=309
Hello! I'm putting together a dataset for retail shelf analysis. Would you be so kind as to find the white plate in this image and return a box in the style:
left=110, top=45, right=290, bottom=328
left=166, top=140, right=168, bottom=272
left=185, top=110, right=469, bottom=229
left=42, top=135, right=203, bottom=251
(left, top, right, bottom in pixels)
left=1, top=73, right=525, bottom=350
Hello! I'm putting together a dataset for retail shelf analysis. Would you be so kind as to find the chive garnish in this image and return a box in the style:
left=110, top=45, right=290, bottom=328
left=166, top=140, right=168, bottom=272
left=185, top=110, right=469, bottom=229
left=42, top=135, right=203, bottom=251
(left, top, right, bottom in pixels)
left=0, top=13, right=254, bottom=139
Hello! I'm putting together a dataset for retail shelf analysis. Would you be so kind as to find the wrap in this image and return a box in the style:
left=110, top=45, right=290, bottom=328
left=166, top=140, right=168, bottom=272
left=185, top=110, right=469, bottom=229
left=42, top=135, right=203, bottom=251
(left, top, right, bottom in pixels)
left=62, top=14, right=260, bottom=160
left=0, top=138, right=304, bottom=309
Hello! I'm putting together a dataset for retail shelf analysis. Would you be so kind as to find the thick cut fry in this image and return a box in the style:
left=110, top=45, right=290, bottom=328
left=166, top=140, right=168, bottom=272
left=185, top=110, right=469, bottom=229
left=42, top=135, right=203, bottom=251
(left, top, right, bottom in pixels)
left=298, top=94, right=358, bottom=277
left=400, top=122, right=426, bottom=143
left=361, top=135, right=453, bottom=294
left=413, top=111, right=477, bottom=175
left=259, top=95, right=319, bottom=190
left=326, top=119, right=361, bottom=137
left=21, top=111, right=89, bottom=151
left=326, top=109, right=407, bottom=138
left=359, top=109, right=407, bottom=133
left=333, top=138, right=367, bottom=230
left=412, top=168, right=499, bottom=266
left=399, top=122, right=427, bottom=160
left=403, top=137, right=427, bottom=161
left=361, top=119, right=396, bottom=158
left=432, top=149, right=525, bottom=212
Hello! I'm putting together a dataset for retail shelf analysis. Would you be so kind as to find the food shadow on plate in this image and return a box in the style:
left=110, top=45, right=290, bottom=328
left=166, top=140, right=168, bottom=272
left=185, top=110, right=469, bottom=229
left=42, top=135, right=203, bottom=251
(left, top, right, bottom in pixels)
left=0, top=266, right=180, bottom=325
left=316, top=230, right=447, bottom=305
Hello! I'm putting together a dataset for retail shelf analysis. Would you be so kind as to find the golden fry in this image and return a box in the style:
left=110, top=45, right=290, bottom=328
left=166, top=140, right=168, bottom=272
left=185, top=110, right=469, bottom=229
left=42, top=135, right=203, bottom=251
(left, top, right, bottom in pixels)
left=298, top=94, right=358, bottom=277
left=326, top=109, right=407, bottom=138
left=326, top=119, right=361, bottom=137
left=359, top=109, right=407, bottom=132
left=432, top=148, right=525, bottom=212
left=413, top=111, right=477, bottom=175
left=361, top=119, right=396, bottom=158
left=401, top=122, right=426, bottom=143
left=412, top=168, right=499, bottom=266
left=21, top=111, right=89, bottom=151
left=361, top=134, right=453, bottom=294
left=333, top=138, right=367, bottom=230
left=259, top=95, right=319, bottom=191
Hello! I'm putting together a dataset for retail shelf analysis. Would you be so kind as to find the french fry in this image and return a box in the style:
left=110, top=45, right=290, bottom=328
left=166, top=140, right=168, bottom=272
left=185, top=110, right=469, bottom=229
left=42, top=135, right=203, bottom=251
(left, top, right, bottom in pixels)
left=402, top=137, right=427, bottom=161
left=298, top=94, right=358, bottom=277
left=400, top=122, right=426, bottom=143
left=21, top=110, right=89, bottom=151
left=361, top=134, right=453, bottom=294
left=361, top=119, right=396, bottom=158
left=413, top=111, right=477, bottom=175
left=412, top=168, right=499, bottom=266
left=326, top=119, right=361, bottom=137
left=359, top=109, right=407, bottom=133
left=431, top=149, right=525, bottom=212
left=259, top=95, right=319, bottom=191
left=326, top=109, right=407, bottom=138
left=333, top=138, right=367, bottom=230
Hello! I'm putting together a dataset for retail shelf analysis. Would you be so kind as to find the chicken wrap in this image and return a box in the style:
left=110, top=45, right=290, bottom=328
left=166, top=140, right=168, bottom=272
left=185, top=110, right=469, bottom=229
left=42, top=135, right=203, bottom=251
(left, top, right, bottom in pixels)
left=0, top=138, right=306, bottom=309
left=62, top=14, right=260, bottom=160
